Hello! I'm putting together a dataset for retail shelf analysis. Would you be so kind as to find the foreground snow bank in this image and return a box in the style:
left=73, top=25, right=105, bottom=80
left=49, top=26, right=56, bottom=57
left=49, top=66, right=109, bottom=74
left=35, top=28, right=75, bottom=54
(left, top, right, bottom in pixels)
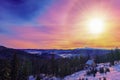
left=28, top=75, right=36, bottom=80
left=28, top=74, right=61, bottom=80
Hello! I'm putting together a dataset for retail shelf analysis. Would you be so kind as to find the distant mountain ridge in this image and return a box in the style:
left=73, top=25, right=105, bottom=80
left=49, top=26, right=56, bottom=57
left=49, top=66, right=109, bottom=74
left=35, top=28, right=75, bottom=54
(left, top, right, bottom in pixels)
left=23, top=47, right=112, bottom=58
left=0, top=45, right=40, bottom=60
left=0, top=45, right=118, bottom=59
left=0, top=46, right=62, bottom=60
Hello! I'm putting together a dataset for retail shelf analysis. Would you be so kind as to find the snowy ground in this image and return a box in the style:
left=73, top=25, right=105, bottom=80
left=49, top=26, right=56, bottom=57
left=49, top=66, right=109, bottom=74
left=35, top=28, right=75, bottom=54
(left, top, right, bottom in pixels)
left=64, top=64, right=120, bottom=80
left=29, top=64, right=120, bottom=80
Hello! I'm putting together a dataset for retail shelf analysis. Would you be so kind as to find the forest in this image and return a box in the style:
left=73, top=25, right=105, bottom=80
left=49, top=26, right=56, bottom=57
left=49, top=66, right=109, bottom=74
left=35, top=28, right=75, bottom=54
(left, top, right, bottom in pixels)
left=0, top=48, right=120, bottom=80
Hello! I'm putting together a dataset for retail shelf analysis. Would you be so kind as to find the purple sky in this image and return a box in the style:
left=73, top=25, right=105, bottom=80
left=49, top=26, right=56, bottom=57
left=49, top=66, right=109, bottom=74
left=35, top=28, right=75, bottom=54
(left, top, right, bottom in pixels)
left=0, top=0, right=120, bottom=49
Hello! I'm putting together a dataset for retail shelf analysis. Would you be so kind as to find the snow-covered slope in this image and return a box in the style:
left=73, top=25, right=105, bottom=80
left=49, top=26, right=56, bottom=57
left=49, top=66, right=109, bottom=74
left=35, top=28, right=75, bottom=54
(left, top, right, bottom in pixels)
left=64, top=64, right=120, bottom=80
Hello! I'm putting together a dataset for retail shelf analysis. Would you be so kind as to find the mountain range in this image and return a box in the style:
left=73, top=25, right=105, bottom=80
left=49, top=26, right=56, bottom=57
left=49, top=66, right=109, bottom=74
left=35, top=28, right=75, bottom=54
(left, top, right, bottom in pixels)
left=0, top=45, right=114, bottom=59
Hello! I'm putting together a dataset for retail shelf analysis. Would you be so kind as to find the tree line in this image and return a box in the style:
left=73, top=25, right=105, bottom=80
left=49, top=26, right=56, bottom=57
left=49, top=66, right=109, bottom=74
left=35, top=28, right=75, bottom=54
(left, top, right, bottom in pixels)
left=95, top=48, right=120, bottom=65
left=0, top=53, right=88, bottom=80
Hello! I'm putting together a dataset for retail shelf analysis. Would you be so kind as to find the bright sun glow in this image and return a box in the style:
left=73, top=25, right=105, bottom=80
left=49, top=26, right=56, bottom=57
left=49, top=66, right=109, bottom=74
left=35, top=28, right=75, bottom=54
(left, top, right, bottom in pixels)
left=88, top=17, right=105, bottom=34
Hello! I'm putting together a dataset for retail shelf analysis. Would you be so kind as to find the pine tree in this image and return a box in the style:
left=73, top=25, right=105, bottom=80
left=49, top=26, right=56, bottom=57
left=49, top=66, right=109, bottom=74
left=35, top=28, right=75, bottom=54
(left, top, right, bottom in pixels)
left=19, top=60, right=32, bottom=80
left=0, top=60, right=11, bottom=80
left=50, top=53, right=56, bottom=75
left=11, top=53, right=19, bottom=80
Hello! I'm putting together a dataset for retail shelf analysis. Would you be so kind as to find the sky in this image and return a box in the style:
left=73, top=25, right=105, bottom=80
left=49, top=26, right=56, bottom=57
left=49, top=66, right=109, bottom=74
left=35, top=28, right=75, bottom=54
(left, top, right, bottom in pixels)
left=0, top=0, right=120, bottom=49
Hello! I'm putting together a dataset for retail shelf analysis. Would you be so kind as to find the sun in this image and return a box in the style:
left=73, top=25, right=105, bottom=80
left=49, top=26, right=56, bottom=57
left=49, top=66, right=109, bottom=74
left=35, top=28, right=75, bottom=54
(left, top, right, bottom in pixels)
left=87, top=17, right=105, bottom=34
